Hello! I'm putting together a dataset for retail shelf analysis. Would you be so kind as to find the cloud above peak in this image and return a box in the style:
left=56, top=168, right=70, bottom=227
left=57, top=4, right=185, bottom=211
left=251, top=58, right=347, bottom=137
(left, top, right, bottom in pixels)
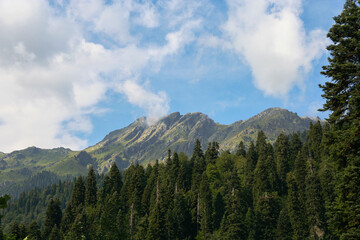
left=0, top=0, right=201, bottom=152
left=0, top=0, right=331, bottom=152
left=222, top=0, right=328, bottom=97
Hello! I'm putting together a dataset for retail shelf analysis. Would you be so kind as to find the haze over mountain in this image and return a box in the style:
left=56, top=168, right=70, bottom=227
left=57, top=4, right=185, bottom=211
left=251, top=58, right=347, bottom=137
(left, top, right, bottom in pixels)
left=0, top=107, right=320, bottom=195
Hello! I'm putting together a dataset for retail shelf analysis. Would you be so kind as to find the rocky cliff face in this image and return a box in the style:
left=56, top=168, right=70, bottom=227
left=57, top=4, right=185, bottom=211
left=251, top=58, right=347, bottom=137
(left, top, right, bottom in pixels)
left=87, top=108, right=319, bottom=172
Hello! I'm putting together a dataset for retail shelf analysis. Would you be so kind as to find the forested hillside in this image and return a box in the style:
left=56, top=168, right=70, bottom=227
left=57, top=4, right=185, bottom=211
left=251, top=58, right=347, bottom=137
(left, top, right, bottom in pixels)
left=0, top=0, right=359, bottom=239
left=0, top=122, right=342, bottom=239
left=0, top=107, right=313, bottom=196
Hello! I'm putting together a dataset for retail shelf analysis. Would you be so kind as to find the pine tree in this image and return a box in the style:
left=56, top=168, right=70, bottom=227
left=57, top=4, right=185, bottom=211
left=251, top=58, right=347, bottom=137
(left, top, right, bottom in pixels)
left=329, top=165, right=360, bottom=239
left=220, top=188, right=247, bottom=240
left=71, top=176, right=85, bottom=210
left=287, top=172, right=308, bottom=240
left=255, top=193, right=280, bottom=240
left=308, top=121, right=323, bottom=163
left=199, top=173, right=213, bottom=235
left=9, top=221, right=20, bottom=240
left=18, top=223, right=27, bottom=239
left=205, top=142, right=219, bottom=164
left=213, top=192, right=225, bottom=230
left=289, top=133, right=302, bottom=170
left=319, top=1, right=360, bottom=238
left=85, top=165, right=97, bottom=207
left=244, top=141, right=257, bottom=187
left=236, top=141, right=246, bottom=157
left=276, top=207, right=293, bottom=240
left=244, top=208, right=256, bottom=240
left=274, top=133, right=290, bottom=195
left=320, top=0, right=360, bottom=169
left=191, top=139, right=206, bottom=191
left=305, top=158, right=326, bottom=240
left=108, top=163, right=123, bottom=194
left=43, top=198, right=62, bottom=239
left=60, top=202, right=74, bottom=235
left=256, top=131, right=268, bottom=156
left=27, top=221, right=42, bottom=240
left=48, top=225, right=61, bottom=240
left=99, top=192, right=121, bottom=239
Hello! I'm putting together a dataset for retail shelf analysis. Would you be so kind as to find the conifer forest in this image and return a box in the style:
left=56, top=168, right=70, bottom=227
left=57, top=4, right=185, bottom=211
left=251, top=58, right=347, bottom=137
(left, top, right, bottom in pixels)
left=0, top=0, right=359, bottom=239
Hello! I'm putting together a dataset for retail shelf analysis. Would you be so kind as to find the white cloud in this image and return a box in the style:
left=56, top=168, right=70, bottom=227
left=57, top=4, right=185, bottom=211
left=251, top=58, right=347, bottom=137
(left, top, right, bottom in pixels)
left=221, top=0, right=328, bottom=97
left=0, top=0, right=201, bottom=152
left=118, top=80, right=170, bottom=126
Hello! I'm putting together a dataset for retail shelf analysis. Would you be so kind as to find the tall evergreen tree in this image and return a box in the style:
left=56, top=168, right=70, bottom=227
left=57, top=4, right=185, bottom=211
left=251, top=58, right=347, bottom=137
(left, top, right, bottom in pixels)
left=244, top=141, right=257, bottom=187
left=71, top=176, right=85, bottom=209
left=27, top=221, right=42, bottom=240
left=48, top=225, right=61, bottom=240
left=255, top=193, right=280, bottom=240
left=289, top=133, right=302, bottom=170
left=276, top=207, right=293, bottom=240
left=236, top=141, right=246, bottom=157
left=205, top=142, right=219, bottom=164
left=85, top=165, right=97, bottom=207
left=305, top=158, right=326, bottom=240
left=274, top=133, right=290, bottom=195
left=108, top=163, right=123, bottom=194
left=199, top=173, right=213, bottom=235
left=9, top=221, right=20, bottom=240
left=287, top=173, right=308, bottom=240
left=320, top=0, right=360, bottom=169
left=319, top=1, right=360, bottom=238
left=43, top=198, right=62, bottom=239
left=308, top=121, right=323, bottom=163
left=191, top=139, right=206, bottom=191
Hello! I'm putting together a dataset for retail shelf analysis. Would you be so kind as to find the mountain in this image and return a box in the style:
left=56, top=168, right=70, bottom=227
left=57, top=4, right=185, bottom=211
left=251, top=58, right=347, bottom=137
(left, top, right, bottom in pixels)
left=86, top=107, right=318, bottom=172
left=0, top=107, right=320, bottom=194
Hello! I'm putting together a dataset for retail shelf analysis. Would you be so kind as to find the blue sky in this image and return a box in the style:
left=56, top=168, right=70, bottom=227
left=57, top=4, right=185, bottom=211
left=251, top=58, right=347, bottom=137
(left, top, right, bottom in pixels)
left=0, top=0, right=344, bottom=152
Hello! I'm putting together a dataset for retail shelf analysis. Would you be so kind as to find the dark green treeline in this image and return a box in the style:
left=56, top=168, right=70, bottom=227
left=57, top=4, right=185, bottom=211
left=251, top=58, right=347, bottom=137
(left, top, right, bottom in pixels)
left=1, top=122, right=345, bottom=240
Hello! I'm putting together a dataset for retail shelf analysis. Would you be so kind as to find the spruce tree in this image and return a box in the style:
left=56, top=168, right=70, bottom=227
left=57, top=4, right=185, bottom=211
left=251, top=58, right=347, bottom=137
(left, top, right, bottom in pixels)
left=274, top=133, right=290, bottom=195
left=236, top=141, right=246, bottom=157
left=199, top=173, right=213, bottom=235
left=27, top=221, right=42, bottom=240
left=9, top=221, right=20, bottom=240
left=320, top=0, right=360, bottom=169
left=289, top=133, right=302, bottom=170
left=108, top=163, right=123, bottom=193
left=319, top=1, right=360, bottom=238
left=85, top=165, right=97, bottom=207
left=205, top=142, right=219, bottom=164
left=255, top=193, right=280, bottom=240
left=43, top=198, right=62, bottom=239
left=308, top=121, right=323, bottom=163
left=71, top=176, right=85, bottom=210
left=244, top=141, right=257, bottom=187
left=305, top=158, right=326, bottom=240
left=48, top=225, right=61, bottom=240
left=191, top=139, right=206, bottom=191
left=276, top=207, right=293, bottom=240
left=287, top=172, right=308, bottom=240
left=244, top=208, right=256, bottom=240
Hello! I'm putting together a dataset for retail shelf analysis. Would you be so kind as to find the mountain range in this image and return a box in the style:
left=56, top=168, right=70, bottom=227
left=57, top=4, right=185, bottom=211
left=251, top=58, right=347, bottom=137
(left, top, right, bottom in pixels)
left=0, top=107, right=320, bottom=195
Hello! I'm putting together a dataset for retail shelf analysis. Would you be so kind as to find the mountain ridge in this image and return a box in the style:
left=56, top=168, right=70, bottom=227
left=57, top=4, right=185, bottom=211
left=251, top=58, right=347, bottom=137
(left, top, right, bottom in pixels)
left=0, top=107, right=322, bottom=195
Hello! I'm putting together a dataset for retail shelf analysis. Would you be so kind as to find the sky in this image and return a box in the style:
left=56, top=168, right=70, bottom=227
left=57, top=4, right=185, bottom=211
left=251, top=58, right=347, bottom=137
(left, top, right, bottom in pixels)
left=0, top=0, right=344, bottom=153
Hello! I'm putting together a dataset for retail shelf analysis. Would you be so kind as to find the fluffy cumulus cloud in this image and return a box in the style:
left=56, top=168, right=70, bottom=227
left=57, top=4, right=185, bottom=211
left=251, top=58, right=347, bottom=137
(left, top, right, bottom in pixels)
left=0, top=0, right=200, bottom=152
left=222, top=0, right=328, bottom=97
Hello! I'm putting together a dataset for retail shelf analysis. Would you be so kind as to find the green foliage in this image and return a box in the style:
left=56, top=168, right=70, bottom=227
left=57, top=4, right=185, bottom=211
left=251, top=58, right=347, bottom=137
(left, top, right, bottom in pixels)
left=85, top=166, right=97, bottom=207
left=319, top=1, right=360, bottom=238
left=42, top=199, right=62, bottom=239
left=1, top=126, right=357, bottom=240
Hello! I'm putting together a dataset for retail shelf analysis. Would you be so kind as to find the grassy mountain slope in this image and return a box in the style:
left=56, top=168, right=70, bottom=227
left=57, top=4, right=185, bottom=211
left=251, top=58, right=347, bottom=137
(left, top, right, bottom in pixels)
left=0, top=107, right=320, bottom=193
left=87, top=108, right=319, bottom=172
